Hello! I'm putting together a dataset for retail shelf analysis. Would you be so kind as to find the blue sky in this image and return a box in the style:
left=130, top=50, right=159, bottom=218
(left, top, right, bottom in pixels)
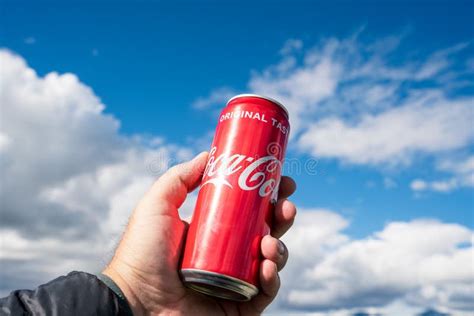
left=1, top=1, right=473, bottom=315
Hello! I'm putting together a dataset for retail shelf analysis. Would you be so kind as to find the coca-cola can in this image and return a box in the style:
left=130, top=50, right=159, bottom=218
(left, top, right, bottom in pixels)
left=180, top=94, right=290, bottom=301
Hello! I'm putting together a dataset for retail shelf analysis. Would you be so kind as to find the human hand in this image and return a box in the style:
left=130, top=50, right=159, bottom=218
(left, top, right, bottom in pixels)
left=103, top=152, right=297, bottom=315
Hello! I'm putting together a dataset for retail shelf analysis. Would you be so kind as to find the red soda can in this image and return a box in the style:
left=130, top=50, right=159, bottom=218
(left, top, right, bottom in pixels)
left=180, top=94, right=290, bottom=301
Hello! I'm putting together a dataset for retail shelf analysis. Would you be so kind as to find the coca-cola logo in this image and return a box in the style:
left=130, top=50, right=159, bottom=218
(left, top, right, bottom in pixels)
left=202, top=146, right=282, bottom=200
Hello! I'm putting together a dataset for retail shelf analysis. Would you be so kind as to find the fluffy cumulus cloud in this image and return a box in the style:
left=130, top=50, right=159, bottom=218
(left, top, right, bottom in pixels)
left=0, top=49, right=193, bottom=294
left=194, top=31, right=474, bottom=186
left=270, top=209, right=474, bottom=315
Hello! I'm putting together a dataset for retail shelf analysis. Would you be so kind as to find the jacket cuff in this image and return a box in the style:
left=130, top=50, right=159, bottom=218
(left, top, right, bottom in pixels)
left=97, top=273, right=134, bottom=316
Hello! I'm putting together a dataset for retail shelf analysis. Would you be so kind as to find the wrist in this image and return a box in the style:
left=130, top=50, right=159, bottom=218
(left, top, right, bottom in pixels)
left=103, top=264, right=146, bottom=316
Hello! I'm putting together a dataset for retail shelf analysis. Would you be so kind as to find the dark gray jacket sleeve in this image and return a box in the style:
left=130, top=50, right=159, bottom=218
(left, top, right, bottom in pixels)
left=0, top=271, right=133, bottom=316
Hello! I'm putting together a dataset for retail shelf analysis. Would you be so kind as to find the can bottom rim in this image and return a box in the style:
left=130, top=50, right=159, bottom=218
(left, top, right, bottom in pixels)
left=180, top=269, right=258, bottom=302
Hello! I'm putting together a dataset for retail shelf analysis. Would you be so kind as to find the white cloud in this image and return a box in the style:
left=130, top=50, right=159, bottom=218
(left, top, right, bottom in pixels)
left=250, top=57, right=339, bottom=104
left=0, top=49, right=195, bottom=294
left=272, top=209, right=474, bottom=315
left=411, top=155, right=474, bottom=192
left=411, top=179, right=428, bottom=191
left=298, top=93, right=473, bottom=166
left=279, top=38, right=303, bottom=55
left=415, top=42, right=470, bottom=80
left=191, top=87, right=236, bottom=109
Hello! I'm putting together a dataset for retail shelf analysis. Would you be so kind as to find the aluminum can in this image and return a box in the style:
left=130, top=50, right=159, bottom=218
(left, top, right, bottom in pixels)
left=180, top=94, right=290, bottom=301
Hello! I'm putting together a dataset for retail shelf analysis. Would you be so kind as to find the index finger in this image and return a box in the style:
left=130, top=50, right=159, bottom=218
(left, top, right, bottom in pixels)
left=278, top=176, right=296, bottom=199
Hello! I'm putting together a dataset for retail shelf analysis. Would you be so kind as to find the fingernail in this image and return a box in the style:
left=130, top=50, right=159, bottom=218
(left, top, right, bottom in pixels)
left=278, top=240, right=285, bottom=255
left=193, top=151, right=206, bottom=160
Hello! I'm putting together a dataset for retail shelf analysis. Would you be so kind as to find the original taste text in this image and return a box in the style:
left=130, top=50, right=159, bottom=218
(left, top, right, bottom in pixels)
left=220, top=110, right=288, bottom=135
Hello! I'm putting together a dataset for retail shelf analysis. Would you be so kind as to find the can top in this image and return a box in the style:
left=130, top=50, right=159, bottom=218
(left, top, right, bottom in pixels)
left=227, top=94, right=289, bottom=118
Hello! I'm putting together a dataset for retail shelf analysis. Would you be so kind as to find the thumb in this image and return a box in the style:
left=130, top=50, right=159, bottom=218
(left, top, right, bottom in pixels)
left=145, top=151, right=208, bottom=215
